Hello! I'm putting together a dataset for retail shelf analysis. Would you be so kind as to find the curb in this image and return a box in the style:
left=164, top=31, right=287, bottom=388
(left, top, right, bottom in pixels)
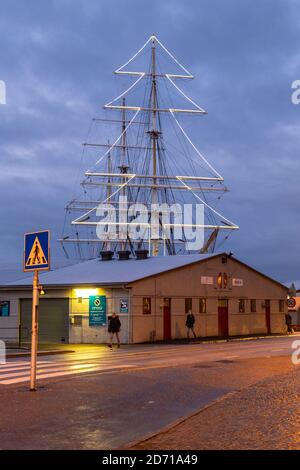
left=120, top=390, right=239, bottom=450
left=7, top=349, right=75, bottom=358
left=190, top=333, right=293, bottom=345
left=150, top=333, right=294, bottom=347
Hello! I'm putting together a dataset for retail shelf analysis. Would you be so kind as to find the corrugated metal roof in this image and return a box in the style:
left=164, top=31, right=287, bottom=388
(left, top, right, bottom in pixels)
left=2, top=253, right=220, bottom=288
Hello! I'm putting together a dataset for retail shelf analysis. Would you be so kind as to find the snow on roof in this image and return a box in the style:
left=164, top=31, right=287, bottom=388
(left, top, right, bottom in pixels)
left=2, top=253, right=219, bottom=288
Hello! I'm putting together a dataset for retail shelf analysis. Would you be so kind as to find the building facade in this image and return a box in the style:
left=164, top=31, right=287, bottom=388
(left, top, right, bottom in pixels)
left=0, top=253, right=288, bottom=344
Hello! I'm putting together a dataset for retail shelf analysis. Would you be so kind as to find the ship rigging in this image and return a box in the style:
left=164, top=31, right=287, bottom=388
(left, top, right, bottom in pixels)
left=60, top=35, right=238, bottom=259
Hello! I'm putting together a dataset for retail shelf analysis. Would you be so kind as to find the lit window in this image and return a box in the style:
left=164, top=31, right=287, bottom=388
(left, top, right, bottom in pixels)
left=238, top=299, right=245, bottom=313
left=217, top=273, right=228, bottom=289
left=143, top=297, right=151, bottom=315
left=199, top=298, right=206, bottom=313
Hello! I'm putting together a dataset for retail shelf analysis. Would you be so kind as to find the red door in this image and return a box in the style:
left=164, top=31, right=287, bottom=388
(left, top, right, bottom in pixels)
left=265, top=300, right=271, bottom=334
left=163, top=298, right=171, bottom=340
left=218, top=299, right=229, bottom=336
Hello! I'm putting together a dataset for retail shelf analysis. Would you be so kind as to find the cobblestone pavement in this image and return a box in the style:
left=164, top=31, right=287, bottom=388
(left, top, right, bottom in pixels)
left=131, top=360, right=300, bottom=450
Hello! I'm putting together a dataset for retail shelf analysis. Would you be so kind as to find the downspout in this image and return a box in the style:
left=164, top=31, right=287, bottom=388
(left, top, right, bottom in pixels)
left=122, top=284, right=132, bottom=344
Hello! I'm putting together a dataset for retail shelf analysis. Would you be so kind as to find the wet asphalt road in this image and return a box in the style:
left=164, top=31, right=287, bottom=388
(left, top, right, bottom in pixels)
left=0, top=335, right=299, bottom=449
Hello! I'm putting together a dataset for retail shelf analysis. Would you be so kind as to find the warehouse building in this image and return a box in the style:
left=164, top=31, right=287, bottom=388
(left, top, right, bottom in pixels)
left=0, top=253, right=288, bottom=344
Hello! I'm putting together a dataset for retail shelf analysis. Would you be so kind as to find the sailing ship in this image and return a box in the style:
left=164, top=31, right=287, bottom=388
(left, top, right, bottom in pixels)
left=59, top=36, right=238, bottom=260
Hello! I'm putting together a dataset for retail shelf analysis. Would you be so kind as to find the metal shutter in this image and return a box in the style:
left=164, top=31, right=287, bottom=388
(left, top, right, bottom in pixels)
left=20, top=298, right=69, bottom=343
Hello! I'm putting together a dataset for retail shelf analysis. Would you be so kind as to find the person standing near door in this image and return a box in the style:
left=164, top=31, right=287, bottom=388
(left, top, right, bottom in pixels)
left=108, top=312, right=121, bottom=349
left=186, top=309, right=197, bottom=339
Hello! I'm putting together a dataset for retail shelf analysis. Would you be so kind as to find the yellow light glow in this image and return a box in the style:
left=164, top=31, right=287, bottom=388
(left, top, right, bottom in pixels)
left=73, top=288, right=100, bottom=298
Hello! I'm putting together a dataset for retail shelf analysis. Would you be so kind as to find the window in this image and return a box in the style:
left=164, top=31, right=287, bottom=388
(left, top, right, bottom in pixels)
left=238, top=299, right=245, bottom=313
left=0, top=301, right=10, bottom=317
left=199, top=298, right=206, bottom=313
left=185, top=298, right=192, bottom=313
left=279, top=299, right=285, bottom=313
left=250, top=299, right=256, bottom=313
left=217, top=272, right=229, bottom=289
left=143, top=297, right=151, bottom=315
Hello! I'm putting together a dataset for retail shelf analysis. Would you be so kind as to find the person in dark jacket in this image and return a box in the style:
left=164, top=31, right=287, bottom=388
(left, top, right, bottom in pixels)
left=186, top=309, right=197, bottom=339
left=108, top=312, right=121, bottom=349
left=285, top=313, right=293, bottom=334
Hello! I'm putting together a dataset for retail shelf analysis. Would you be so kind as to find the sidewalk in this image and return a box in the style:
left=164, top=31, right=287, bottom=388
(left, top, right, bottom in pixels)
left=5, top=332, right=298, bottom=358
left=130, top=364, right=300, bottom=450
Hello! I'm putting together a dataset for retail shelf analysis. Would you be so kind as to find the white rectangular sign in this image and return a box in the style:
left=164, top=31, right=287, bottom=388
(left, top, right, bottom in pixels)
left=232, top=278, right=244, bottom=287
left=201, top=276, right=214, bottom=285
left=0, top=80, right=6, bottom=105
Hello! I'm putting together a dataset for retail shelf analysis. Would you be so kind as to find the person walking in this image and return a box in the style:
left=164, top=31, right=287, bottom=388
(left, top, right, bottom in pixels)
left=108, top=312, right=121, bottom=349
left=186, top=309, right=197, bottom=339
left=285, top=312, right=293, bottom=334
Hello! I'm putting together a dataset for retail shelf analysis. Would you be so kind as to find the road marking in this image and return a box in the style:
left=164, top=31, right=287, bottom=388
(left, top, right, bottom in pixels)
left=0, top=358, right=136, bottom=385
left=0, top=363, right=102, bottom=379
left=0, top=359, right=122, bottom=373
left=0, top=364, right=134, bottom=385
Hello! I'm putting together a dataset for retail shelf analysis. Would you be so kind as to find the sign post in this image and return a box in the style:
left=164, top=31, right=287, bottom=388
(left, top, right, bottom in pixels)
left=30, top=270, right=39, bottom=391
left=24, top=231, right=50, bottom=392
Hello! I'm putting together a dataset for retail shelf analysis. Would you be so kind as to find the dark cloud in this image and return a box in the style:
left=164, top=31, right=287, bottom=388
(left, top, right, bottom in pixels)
left=0, top=0, right=299, bottom=282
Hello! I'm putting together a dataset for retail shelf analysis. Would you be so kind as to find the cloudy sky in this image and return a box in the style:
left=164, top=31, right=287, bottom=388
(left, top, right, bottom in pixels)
left=0, top=0, right=300, bottom=283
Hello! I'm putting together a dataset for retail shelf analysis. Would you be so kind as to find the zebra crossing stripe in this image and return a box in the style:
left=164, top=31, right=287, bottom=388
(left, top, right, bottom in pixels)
left=0, top=364, right=134, bottom=385
left=0, top=362, right=100, bottom=375
left=0, top=358, right=120, bottom=371
left=0, top=363, right=99, bottom=380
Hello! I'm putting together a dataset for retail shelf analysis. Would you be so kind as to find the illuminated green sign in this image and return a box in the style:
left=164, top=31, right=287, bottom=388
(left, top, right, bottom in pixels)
left=89, top=295, right=106, bottom=326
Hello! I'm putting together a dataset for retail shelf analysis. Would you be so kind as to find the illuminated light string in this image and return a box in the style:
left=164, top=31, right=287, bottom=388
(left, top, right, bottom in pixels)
left=102, top=174, right=137, bottom=203
left=170, top=110, right=223, bottom=180
left=73, top=175, right=137, bottom=224
left=154, top=36, right=193, bottom=77
left=114, top=35, right=194, bottom=78
left=87, top=109, right=141, bottom=171
left=175, top=176, right=238, bottom=229
left=104, top=74, right=145, bottom=108
left=72, top=36, right=238, bottom=232
left=114, top=36, right=153, bottom=73
left=166, top=75, right=206, bottom=113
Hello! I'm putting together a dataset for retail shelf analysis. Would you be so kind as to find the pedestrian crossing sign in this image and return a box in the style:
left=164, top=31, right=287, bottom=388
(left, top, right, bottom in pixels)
left=24, top=231, right=50, bottom=272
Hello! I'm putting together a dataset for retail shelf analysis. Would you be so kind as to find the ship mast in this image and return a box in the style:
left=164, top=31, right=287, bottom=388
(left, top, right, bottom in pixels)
left=150, top=37, right=159, bottom=256
left=119, top=97, right=128, bottom=251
